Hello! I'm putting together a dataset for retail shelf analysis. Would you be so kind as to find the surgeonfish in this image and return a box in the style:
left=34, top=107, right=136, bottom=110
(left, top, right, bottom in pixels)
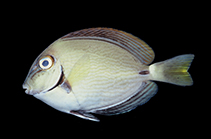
left=23, top=28, right=194, bottom=121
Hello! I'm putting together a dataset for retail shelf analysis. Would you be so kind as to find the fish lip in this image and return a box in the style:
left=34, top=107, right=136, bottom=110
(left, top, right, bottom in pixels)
left=22, top=83, right=35, bottom=95
left=23, top=83, right=42, bottom=95
left=22, top=83, right=31, bottom=95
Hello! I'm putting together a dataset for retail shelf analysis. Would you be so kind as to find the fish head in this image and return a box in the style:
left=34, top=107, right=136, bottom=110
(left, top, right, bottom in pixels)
left=23, top=54, right=63, bottom=95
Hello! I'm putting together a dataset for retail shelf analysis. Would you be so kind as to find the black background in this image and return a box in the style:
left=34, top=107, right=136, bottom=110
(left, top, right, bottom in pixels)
left=5, top=3, right=203, bottom=138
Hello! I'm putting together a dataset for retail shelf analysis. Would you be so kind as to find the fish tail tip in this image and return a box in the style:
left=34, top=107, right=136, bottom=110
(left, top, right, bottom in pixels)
left=150, top=54, right=194, bottom=86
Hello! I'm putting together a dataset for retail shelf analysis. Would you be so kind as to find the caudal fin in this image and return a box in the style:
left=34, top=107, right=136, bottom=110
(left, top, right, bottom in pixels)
left=149, top=54, right=194, bottom=86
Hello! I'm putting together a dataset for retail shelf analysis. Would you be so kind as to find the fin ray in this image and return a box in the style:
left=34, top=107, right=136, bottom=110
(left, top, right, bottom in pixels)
left=149, top=54, right=194, bottom=86
left=67, top=54, right=90, bottom=86
left=70, top=111, right=99, bottom=122
left=93, top=81, right=158, bottom=115
left=61, top=28, right=155, bottom=65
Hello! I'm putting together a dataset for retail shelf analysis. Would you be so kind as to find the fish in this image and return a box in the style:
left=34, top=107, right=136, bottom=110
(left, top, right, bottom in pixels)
left=23, top=28, right=194, bottom=122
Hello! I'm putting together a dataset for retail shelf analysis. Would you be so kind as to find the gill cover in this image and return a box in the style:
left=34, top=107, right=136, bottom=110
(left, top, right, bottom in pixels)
left=23, top=55, right=62, bottom=95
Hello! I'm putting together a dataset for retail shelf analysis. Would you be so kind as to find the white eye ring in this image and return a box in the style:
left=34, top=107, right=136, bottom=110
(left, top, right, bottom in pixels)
left=39, top=56, right=54, bottom=70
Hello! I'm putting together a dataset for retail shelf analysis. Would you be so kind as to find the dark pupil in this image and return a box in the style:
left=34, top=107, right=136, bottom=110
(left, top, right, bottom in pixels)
left=42, top=60, right=49, bottom=67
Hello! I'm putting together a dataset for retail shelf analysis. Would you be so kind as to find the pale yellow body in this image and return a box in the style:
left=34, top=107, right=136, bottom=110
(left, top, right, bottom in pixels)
left=36, top=39, right=148, bottom=112
left=23, top=28, right=194, bottom=121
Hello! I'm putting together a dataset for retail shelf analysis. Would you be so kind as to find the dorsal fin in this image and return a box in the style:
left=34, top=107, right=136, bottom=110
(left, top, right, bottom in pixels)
left=61, top=28, right=155, bottom=65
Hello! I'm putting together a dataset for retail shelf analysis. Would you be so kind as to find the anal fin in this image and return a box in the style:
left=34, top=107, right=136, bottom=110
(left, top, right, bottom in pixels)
left=94, top=81, right=158, bottom=115
left=70, top=110, right=99, bottom=122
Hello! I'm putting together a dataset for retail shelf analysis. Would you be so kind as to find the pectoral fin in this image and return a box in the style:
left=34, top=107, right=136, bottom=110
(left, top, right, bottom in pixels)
left=67, top=54, right=91, bottom=87
left=70, top=111, right=99, bottom=122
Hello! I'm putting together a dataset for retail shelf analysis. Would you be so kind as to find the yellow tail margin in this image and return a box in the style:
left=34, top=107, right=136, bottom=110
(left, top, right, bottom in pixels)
left=149, top=54, right=194, bottom=86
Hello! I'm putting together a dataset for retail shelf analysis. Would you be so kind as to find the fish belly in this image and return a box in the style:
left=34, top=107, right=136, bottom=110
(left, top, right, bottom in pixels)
left=34, top=86, right=80, bottom=113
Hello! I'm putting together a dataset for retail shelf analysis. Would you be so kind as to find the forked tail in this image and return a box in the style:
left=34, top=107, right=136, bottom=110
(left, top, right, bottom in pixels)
left=149, top=54, right=194, bottom=86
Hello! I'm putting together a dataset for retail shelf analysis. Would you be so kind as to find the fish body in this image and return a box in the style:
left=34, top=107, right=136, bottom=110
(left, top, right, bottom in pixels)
left=23, top=28, right=194, bottom=121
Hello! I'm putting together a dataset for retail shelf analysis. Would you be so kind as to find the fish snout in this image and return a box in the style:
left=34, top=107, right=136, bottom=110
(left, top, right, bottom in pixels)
left=22, top=83, right=34, bottom=95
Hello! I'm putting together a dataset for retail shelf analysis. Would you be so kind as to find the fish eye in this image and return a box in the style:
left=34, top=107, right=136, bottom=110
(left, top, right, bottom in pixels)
left=39, top=56, right=54, bottom=70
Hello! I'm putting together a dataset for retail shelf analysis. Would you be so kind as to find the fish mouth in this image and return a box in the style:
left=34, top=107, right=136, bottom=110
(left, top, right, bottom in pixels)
left=23, top=67, right=64, bottom=95
left=22, top=83, right=34, bottom=95
left=22, top=82, right=39, bottom=95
